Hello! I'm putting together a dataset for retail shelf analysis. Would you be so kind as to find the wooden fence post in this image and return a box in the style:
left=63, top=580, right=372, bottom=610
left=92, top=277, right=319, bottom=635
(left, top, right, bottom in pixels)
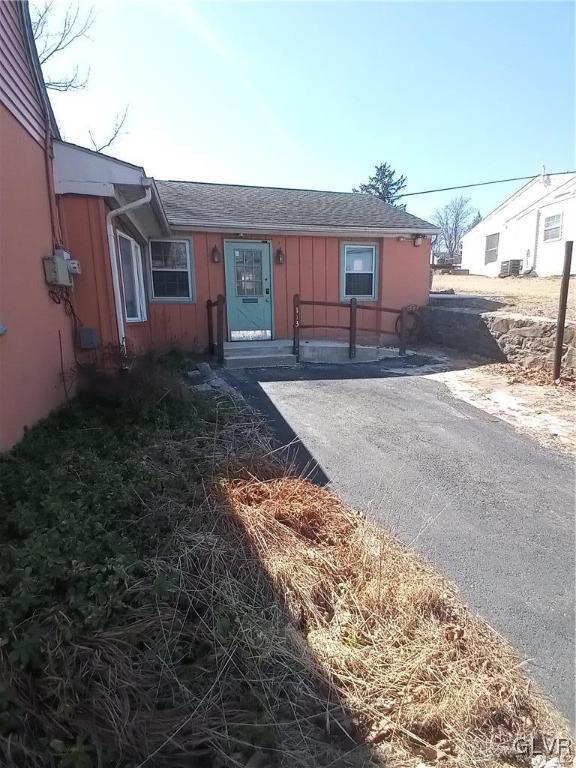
left=206, top=299, right=214, bottom=355
left=293, top=293, right=300, bottom=358
left=216, top=294, right=225, bottom=364
left=553, top=241, right=573, bottom=381
left=399, top=306, right=408, bottom=356
left=349, top=298, right=357, bottom=358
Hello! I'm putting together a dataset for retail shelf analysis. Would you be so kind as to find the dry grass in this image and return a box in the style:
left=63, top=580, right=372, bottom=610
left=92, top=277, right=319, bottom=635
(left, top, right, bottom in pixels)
left=1, top=384, right=570, bottom=767
left=0, top=396, right=369, bottom=768
left=432, top=274, right=576, bottom=321
left=489, top=362, right=576, bottom=391
left=224, top=477, right=570, bottom=767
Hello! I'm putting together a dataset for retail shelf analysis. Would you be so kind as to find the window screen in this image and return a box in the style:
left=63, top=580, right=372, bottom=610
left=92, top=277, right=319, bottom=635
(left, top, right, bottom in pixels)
left=484, top=233, right=499, bottom=264
left=150, top=240, right=192, bottom=299
left=118, top=234, right=146, bottom=322
left=543, top=214, right=562, bottom=242
left=343, top=245, right=376, bottom=298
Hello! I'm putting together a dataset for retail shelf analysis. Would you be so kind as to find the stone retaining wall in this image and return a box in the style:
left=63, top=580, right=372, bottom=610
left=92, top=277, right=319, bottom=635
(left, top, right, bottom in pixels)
left=421, top=307, right=576, bottom=368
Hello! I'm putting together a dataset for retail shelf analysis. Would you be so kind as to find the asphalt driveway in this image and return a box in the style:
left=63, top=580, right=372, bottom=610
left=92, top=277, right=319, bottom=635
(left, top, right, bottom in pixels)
left=226, top=361, right=575, bottom=722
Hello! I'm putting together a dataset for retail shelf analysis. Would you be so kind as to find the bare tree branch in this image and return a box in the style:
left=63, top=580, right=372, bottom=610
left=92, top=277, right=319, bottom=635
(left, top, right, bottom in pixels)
left=30, top=0, right=54, bottom=51
left=31, top=2, right=128, bottom=151
left=432, top=196, right=475, bottom=264
left=88, top=106, right=129, bottom=152
left=31, top=1, right=94, bottom=91
left=41, top=64, right=90, bottom=92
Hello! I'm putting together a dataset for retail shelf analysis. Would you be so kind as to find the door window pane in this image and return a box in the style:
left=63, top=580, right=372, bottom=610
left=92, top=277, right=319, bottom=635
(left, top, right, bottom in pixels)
left=235, top=249, right=263, bottom=296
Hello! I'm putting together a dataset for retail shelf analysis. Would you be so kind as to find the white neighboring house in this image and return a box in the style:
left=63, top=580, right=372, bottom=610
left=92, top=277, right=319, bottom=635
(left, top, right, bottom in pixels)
left=461, top=172, right=576, bottom=277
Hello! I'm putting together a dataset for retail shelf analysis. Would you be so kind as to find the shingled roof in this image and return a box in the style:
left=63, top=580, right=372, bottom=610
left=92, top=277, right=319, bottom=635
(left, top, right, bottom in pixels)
left=156, top=180, right=437, bottom=234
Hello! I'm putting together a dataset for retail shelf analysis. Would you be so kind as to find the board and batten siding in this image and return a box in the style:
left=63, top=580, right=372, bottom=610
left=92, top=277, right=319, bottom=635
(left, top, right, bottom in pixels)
left=0, top=1, right=46, bottom=144
left=138, top=233, right=431, bottom=351
left=59, top=198, right=432, bottom=356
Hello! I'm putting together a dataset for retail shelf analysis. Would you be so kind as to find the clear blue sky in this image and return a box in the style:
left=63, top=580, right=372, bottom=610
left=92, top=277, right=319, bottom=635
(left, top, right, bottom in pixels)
left=45, top=1, right=575, bottom=221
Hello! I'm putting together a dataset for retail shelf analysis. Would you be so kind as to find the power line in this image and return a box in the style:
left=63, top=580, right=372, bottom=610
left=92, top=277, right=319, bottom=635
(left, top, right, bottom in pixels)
left=397, top=171, right=576, bottom=198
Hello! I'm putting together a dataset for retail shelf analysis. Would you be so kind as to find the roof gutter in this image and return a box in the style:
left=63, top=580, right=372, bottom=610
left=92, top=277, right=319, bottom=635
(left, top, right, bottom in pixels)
left=106, top=183, right=152, bottom=352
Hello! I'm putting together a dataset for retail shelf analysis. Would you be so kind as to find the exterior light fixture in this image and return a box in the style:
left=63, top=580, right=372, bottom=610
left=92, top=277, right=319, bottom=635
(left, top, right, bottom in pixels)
left=413, top=235, right=424, bottom=247
left=211, top=246, right=221, bottom=263
left=276, top=248, right=285, bottom=264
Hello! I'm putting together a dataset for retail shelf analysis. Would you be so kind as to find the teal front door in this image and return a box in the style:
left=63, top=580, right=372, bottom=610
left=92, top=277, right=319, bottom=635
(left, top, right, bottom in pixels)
left=224, top=241, right=273, bottom=340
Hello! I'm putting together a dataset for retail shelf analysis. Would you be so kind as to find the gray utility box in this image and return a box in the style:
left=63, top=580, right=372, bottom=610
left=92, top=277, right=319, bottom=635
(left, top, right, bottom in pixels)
left=77, top=327, right=99, bottom=350
left=43, top=248, right=81, bottom=287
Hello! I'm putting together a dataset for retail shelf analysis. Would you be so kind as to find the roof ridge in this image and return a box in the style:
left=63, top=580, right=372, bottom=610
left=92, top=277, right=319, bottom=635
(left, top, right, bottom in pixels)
left=157, top=179, right=370, bottom=197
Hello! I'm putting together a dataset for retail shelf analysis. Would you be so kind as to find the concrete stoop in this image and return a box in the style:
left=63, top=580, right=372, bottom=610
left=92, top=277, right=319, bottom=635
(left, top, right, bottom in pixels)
left=223, top=340, right=297, bottom=369
left=222, top=339, right=406, bottom=368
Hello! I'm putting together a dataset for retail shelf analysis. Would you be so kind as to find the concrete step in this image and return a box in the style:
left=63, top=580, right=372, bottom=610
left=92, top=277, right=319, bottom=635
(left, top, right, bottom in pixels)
left=223, top=346, right=294, bottom=357
left=298, top=340, right=379, bottom=364
left=223, top=353, right=298, bottom=369
left=223, top=340, right=293, bottom=352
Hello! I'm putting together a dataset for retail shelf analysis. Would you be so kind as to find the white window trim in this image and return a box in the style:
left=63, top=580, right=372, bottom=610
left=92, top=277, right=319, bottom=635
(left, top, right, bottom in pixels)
left=118, top=232, right=147, bottom=323
left=543, top=213, right=563, bottom=242
left=148, top=239, right=195, bottom=303
left=340, top=243, right=378, bottom=301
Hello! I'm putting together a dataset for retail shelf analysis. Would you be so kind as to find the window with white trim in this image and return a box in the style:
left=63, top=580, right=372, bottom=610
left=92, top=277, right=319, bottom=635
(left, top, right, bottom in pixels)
left=342, top=244, right=377, bottom=299
left=543, top=214, right=562, bottom=242
left=149, top=240, right=194, bottom=300
left=118, top=233, right=147, bottom=322
left=484, top=233, right=499, bottom=264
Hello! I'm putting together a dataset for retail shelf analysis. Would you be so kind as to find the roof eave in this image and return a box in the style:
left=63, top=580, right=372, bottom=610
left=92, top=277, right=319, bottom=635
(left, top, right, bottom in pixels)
left=166, top=221, right=439, bottom=237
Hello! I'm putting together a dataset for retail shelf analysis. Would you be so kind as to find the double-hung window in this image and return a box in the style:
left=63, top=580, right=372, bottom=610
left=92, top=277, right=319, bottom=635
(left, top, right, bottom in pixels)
left=149, top=240, right=194, bottom=301
left=341, top=244, right=377, bottom=300
left=118, top=233, right=147, bottom=322
left=543, top=214, right=562, bottom=242
left=484, top=233, right=499, bottom=264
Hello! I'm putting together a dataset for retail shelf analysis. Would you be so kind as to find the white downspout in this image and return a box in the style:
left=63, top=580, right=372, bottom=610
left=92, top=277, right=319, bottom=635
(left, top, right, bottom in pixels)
left=106, top=182, right=152, bottom=352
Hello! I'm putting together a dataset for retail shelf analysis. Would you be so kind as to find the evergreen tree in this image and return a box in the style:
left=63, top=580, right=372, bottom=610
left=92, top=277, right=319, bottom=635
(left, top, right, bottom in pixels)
left=354, top=163, right=407, bottom=209
left=469, top=210, right=482, bottom=229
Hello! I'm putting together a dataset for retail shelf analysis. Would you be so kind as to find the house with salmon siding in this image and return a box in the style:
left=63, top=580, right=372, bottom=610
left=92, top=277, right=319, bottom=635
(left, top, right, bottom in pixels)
left=1, top=0, right=437, bottom=451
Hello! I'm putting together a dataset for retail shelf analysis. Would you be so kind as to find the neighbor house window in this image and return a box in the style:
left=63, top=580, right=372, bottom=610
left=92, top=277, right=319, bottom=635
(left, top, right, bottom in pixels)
left=149, top=240, right=194, bottom=300
left=543, top=214, right=562, bottom=242
left=484, top=233, right=499, bottom=264
left=118, top=233, right=147, bottom=322
left=341, top=244, right=377, bottom=300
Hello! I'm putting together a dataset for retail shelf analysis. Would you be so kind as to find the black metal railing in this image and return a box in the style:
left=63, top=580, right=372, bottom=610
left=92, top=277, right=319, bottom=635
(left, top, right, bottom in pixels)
left=292, top=294, right=410, bottom=361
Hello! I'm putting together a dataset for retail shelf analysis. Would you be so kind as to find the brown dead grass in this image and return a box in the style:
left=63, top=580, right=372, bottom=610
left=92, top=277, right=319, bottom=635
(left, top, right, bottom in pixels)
left=432, top=274, right=576, bottom=320
left=489, top=362, right=576, bottom=391
left=3, top=381, right=569, bottom=768
left=224, top=477, right=570, bottom=767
